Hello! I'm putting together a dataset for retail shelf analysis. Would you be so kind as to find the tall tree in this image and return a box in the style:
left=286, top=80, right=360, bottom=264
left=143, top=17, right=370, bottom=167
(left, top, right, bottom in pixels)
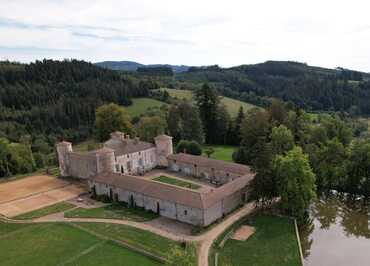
left=136, top=116, right=166, bottom=142
left=274, top=146, right=316, bottom=221
left=95, top=103, right=133, bottom=141
left=270, top=125, right=295, bottom=155
left=167, top=102, right=204, bottom=144
left=194, top=83, right=220, bottom=144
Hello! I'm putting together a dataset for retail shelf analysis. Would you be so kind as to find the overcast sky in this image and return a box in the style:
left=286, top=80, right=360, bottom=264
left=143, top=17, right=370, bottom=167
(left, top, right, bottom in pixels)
left=1, top=0, right=370, bottom=71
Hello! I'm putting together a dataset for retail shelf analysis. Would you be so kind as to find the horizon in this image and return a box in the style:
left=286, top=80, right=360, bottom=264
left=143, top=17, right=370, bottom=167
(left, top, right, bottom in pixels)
left=1, top=0, right=370, bottom=72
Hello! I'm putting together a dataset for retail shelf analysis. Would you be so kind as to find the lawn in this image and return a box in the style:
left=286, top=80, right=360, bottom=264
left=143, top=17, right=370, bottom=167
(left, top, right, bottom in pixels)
left=160, top=88, right=257, bottom=117
left=74, top=222, right=178, bottom=258
left=214, top=215, right=301, bottom=266
left=65, top=240, right=161, bottom=266
left=126, top=98, right=167, bottom=117
left=153, top=175, right=200, bottom=190
left=0, top=222, right=163, bottom=266
left=65, top=203, right=158, bottom=222
left=15, top=202, right=76, bottom=220
left=202, top=145, right=236, bottom=162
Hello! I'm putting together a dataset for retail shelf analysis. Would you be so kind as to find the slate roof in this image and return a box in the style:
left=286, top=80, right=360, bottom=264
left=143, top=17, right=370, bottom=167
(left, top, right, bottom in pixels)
left=167, top=153, right=252, bottom=175
left=104, top=138, right=155, bottom=156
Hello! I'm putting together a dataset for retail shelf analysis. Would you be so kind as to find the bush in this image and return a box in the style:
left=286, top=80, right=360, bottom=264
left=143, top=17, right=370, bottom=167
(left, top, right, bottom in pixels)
left=175, top=140, right=202, bottom=155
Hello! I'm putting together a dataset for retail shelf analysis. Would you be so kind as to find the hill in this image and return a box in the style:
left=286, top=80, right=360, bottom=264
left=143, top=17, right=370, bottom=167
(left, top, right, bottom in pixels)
left=174, top=61, right=370, bottom=115
left=0, top=59, right=153, bottom=142
left=95, top=60, right=190, bottom=73
left=160, top=88, right=257, bottom=117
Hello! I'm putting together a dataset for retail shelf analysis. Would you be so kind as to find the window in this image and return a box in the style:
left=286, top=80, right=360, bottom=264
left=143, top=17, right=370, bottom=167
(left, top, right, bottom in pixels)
left=226, top=173, right=230, bottom=177
left=115, top=164, right=119, bottom=172
left=194, top=164, right=197, bottom=167
left=184, top=210, right=188, bottom=215
left=139, top=151, right=141, bottom=155
left=127, top=154, right=130, bottom=158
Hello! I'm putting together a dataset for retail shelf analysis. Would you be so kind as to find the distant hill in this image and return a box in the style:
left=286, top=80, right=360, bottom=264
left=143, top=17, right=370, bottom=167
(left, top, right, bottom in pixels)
left=95, top=60, right=190, bottom=73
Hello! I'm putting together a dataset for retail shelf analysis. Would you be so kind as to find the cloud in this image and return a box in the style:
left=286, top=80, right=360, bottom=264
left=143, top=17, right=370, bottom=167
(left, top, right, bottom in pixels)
left=0, top=0, right=370, bottom=71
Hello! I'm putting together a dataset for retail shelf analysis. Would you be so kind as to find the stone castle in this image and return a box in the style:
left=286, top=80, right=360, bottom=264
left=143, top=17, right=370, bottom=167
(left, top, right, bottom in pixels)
left=56, top=131, right=173, bottom=179
left=56, top=132, right=255, bottom=226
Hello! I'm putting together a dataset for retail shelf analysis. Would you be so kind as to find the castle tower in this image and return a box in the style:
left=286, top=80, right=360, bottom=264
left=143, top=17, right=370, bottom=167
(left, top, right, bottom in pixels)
left=95, top=148, right=115, bottom=174
left=56, top=141, right=72, bottom=177
left=154, top=135, right=173, bottom=167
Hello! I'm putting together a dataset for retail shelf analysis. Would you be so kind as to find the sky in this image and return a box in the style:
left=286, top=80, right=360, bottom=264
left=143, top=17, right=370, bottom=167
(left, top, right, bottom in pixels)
left=1, top=0, right=370, bottom=71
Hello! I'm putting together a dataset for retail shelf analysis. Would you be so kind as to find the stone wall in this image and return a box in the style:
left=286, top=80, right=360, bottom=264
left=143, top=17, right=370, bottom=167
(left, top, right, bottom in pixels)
left=115, top=148, right=157, bottom=175
left=168, top=160, right=240, bottom=185
left=89, top=181, right=204, bottom=226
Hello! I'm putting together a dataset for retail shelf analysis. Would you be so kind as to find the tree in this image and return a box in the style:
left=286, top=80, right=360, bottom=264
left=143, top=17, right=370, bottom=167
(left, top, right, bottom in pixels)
left=346, top=139, right=370, bottom=197
left=215, top=105, right=230, bottom=144
left=270, top=125, right=294, bottom=155
left=136, top=116, right=166, bottom=142
left=233, top=106, right=245, bottom=144
left=314, top=138, right=348, bottom=190
left=274, top=146, right=316, bottom=221
left=175, top=140, right=202, bottom=155
left=194, top=83, right=220, bottom=144
left=236, top=108, right=271, bottom=165
left=95, top=103, right=133, bottom=141
left=204, top=147, right=215, bottom=158
left=167, top=102, right=204, bottom=144
left=0, top=138, right=10, bottom=177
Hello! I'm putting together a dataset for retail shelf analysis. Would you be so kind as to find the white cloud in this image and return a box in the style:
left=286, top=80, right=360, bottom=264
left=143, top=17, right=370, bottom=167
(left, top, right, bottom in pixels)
left=0, top=0, right=369, bottom=71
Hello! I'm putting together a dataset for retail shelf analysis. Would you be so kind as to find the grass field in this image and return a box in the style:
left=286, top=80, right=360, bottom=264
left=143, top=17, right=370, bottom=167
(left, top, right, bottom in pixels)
left=160, top=88, right=257, bottom=117
left=0, top=222, right=164, bottom=266
left=202, top=145, right=236, bottom=162
left=74, top=222, right=177, bottom=258
left=126, top=98, right=167, bottom=117
left=153, top=175, right=200, bottom=190
left=65, top=204, right=158, bottom=222
left=213, top=215, right=301, bottom=266
left=15, top=202, right=75, bottom=220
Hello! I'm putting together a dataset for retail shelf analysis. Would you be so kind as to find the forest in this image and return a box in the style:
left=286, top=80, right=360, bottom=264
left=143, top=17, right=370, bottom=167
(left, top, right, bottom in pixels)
left=166, top=61, right=370, bottom=115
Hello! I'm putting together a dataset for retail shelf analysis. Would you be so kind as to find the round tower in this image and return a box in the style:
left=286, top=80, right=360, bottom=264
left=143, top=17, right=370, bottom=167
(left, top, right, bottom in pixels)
left=56, top=141, right=72, bottom=177
left=154, top=134, right=173, bottom=167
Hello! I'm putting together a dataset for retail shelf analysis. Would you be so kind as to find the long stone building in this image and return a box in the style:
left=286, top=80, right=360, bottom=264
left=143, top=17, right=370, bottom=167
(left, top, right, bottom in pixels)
left=89, top=171, right=253, bottom=226
left=56, top=131, right=255, bottom=226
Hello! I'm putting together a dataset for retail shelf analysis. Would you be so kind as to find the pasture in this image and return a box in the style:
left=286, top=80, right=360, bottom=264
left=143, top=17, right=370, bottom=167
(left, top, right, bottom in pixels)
left=161, top=88, right=257, bottom=117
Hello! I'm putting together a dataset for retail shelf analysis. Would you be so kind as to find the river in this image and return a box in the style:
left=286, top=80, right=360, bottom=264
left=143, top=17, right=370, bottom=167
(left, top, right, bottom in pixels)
left=299, top=193, right=370, bottom=266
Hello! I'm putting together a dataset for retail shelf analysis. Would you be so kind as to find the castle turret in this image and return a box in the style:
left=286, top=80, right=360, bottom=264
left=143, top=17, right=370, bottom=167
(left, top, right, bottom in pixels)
left=56, top=141, right=72, bottom=177
left=154, top=134, right=173, bottom=167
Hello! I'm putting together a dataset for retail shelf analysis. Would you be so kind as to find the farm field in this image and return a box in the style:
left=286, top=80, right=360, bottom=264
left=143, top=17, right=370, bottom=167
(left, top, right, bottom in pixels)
left=153, top=175, right=201, bottom=190
left=126, top=98, right=167, bottom=117
left=202, top=145, right=236, bottom=162
left=0, top=222, right=163, bottom=266
left=213, top=215, right=301, bottom=266
left=160, top=88, right=257, bottom=117
left=65, top=203, right=158, bottom=222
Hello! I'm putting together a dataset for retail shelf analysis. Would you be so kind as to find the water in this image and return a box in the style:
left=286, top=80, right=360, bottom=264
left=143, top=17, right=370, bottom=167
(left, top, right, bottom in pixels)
left=300, top=193, right=370, bottom=266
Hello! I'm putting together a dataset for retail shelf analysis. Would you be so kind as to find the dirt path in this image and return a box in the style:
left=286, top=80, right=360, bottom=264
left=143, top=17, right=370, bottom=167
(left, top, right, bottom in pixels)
left=1, top=203, right=256, bottom=266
